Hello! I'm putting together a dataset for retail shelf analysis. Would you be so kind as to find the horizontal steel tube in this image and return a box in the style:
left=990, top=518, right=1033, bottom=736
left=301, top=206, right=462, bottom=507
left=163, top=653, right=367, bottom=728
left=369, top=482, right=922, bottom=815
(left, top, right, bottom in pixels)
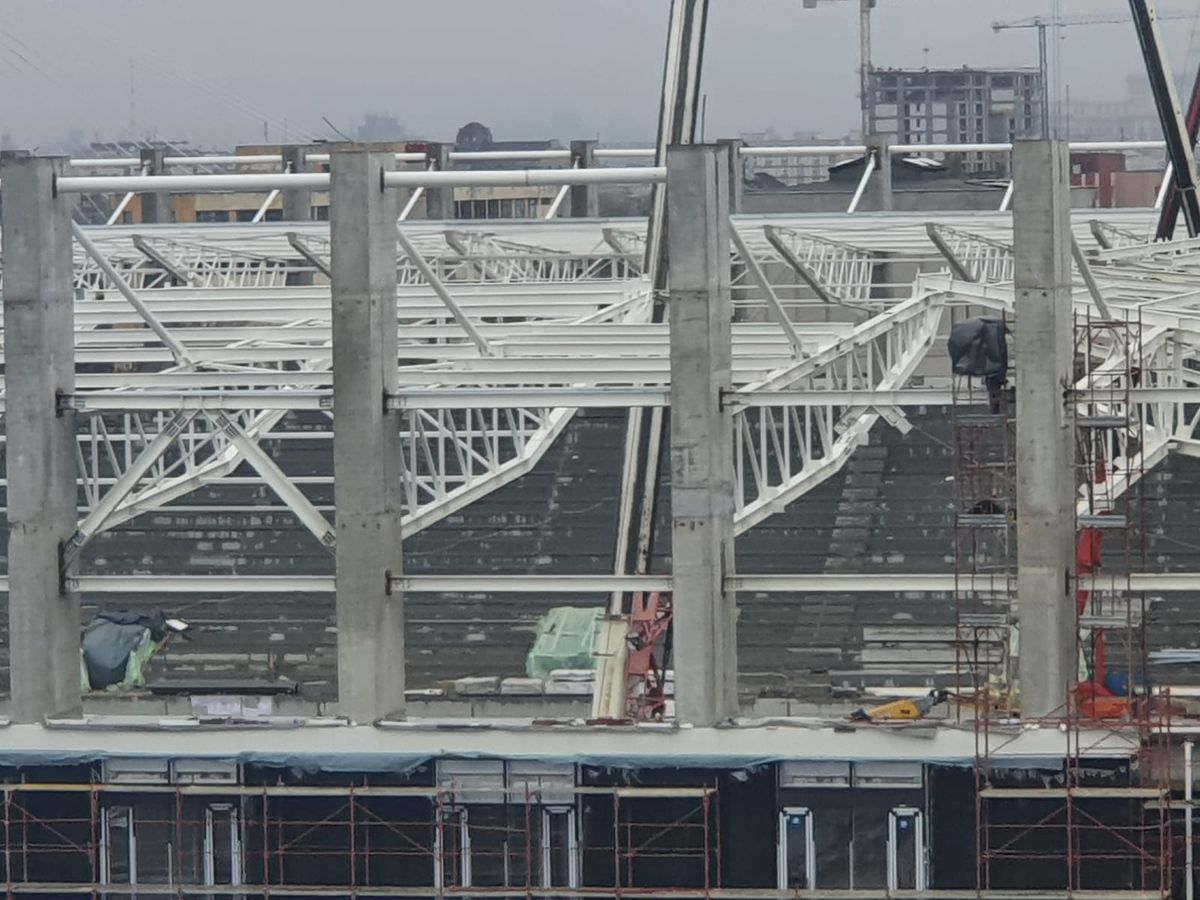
left=57, top=173, right=331, bottom=193
left=305, top=152, right=426, bottom=164
left=65, top=391, right=330, bottom=412
left=1069, top=140, right=1166, bottom=151
left=389, top=387, right=671, bottom=410
left=45, top=385, right=1200, bottom=414
left=61, top=141, right=1166, bottom=175
left=67, top=157, right=141, bottom=169
left=0, top=570, right=1180, bottom=594
left=891, top=140, right=1166, bottom=155
left=740, top=145, right=868, bottom=157
left=890, top=142, right=1013, bottom=154
left=593, top=148, right=657, bottom=159
left=383, top=167, right=665, bottom=188
left=163, top=154, right=283, bottom=166
left=388, top=572, right=1200, bottom=593
left=449, top=149, right=573, bottom=161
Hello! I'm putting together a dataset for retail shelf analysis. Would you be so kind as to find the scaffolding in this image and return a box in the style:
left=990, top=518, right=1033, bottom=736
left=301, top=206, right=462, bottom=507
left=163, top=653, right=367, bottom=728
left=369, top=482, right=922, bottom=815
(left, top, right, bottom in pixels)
left=966, top=312, right=1172, bottom=898
left=0, top=780, right=719, bottom=897
left=952, top=315, right=1017, bottom=712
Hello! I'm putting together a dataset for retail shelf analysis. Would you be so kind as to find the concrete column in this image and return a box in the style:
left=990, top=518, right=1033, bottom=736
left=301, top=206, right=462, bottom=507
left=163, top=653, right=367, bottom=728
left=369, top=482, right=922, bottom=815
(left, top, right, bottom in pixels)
left=667, top=144, right=739, bottom=726
left=424, top=142, right=454, bottom=221
left=330, top=149, right=405, bottom=722
left=1013, top=140, right=1077, bottom=719
left=872, top=135, right=894, bottom=212
left=138, top=147, right=170, bottom=223
left=568, top=140, right=599, bottom=218
left=716, top=138, right=745, bottom=214
left=281, top=145, right=311, bottom=222
left=0, top=155, right=81, bottom=722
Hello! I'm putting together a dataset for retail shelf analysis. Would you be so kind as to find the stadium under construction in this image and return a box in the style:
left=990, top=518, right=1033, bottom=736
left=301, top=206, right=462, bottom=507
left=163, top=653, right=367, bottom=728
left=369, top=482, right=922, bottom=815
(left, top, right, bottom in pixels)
left=8, top=2, right=1200, bottom=898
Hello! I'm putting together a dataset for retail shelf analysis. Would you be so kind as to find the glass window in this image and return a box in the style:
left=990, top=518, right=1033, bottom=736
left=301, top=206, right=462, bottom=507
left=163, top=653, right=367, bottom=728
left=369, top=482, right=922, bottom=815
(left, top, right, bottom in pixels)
left=235, top=209, right=258, bottom=222
left=486, top=199, right=500, bottom=219
left=196, top=210, right=229, bottom=223
left=499, top=199, right=514, bottom=218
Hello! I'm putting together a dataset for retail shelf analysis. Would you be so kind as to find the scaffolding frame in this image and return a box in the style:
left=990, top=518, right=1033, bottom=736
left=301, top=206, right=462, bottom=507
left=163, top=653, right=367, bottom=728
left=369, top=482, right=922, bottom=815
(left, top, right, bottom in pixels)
left=966, top=311, right=1173, bottom=899
left=0, top=780, right=720, bottom=898
left=952, top=316, right=1017, bottom=712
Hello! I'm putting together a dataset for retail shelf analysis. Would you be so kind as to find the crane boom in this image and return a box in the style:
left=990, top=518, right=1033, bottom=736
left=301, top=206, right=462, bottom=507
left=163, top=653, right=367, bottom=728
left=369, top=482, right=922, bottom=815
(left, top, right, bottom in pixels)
left=1129, top=0, right=1200, bottom=238
left=993, top=10, right=1194, bottom=30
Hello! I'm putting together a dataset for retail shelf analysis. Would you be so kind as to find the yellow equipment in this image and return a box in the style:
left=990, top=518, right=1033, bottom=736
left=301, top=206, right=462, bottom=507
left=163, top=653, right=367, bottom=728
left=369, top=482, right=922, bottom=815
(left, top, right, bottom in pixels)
left=850, top=689, right=949, bottom=722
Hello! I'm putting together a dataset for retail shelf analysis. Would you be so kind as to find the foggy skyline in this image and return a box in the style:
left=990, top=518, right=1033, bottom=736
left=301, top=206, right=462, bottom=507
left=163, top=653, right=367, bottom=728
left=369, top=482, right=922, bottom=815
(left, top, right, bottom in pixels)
left=2, top=0, right=1199, bottom=149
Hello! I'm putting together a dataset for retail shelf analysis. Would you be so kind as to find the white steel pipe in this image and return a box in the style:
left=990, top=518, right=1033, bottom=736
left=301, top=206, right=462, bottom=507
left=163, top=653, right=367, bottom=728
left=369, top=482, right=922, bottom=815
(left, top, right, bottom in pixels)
left=382, top=166, right=665, bottom=189
left=594, top=148, right=657, bottom=159
left=399, top=186, right=425, bottom=221
left=251, top=188, right=281, bottom=223
left=0, top=570, right=1195, bottom=595
left=63, top=140, right=1165, bottom=175
left=891, top=140, right=1165, bottom=155
left=1069, top=140, right=1165, bottom=152
left=741, top=145, right=868, bottom=157
left=57, top=173, right=330, bottom=194
left=63, top=575, right=336, bottom=593
left=891, top=142, right=1012, bottom=154
left=68, top=157, right=142, bottom=169
left=106, top=162, right=150, bottom=226
left=999, top=180, right=1015, bottom=212
left=1156, top=163, right=1175, bottom=210
left=846, top=151, right=877, bottom=214
left=544, top=161, right=579, bottom=219
left=450, top=149, right=573, bottom=162
left=70, top=221, right=193, bottom=365
left=164, top=154, right=283, bottom=167
left=386, top=572, right=1200, bottom=593
left=306, top=152, right=431, bottom=165
left=395, top=226, right=494, bottom=356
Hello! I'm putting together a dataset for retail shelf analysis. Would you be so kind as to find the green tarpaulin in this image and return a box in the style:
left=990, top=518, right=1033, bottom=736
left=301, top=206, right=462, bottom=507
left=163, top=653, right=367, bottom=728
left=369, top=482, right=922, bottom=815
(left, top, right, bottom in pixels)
left=526, top=607, right=604, bottom=679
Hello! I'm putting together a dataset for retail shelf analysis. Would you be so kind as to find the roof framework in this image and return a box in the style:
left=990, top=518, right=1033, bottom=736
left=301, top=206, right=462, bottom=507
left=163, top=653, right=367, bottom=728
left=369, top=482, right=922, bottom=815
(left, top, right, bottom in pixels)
left=1, top=208, right=1199, bottom=579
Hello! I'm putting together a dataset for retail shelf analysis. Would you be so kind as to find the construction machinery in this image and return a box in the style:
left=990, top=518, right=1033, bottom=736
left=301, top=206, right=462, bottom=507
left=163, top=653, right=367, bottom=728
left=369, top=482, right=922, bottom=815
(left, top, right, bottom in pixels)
left=992, top=9, right=1196, bottom=140
left=851, top=689, right=950, bottom=722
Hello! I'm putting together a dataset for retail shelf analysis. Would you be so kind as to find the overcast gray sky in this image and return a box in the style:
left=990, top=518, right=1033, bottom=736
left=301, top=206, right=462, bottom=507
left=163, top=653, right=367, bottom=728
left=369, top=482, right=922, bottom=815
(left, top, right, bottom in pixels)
left=2, top=0, right=1199, bottom=148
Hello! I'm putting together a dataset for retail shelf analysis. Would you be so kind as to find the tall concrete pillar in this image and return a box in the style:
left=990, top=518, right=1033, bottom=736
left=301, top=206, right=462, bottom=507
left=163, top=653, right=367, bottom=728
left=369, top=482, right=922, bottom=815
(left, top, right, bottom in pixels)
left=871, top=135, right=894, bottom=212
left=568, top=140, right=599, bottom=218
left=1, top=155, right=81, bottom=722
left=1013, top=140, right=1077, bottom=718
left=424, top=142, right=454, bottom=221
left=667, top=144, right=739, bottom=726
left=716, top=138, right=745, bottom=214
left=329, top=149, right=405, bottom=722
left=138, top=147, right=170, bottom=223
left=281, top=145, right=311, bottom=222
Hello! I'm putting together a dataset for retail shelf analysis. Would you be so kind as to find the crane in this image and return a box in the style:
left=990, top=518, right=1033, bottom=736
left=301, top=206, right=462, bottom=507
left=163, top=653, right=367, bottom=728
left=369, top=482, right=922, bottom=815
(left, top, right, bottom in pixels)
left=992, top=9, right=1197, bottom=139
left=802, top=0, right=877, bottom=140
